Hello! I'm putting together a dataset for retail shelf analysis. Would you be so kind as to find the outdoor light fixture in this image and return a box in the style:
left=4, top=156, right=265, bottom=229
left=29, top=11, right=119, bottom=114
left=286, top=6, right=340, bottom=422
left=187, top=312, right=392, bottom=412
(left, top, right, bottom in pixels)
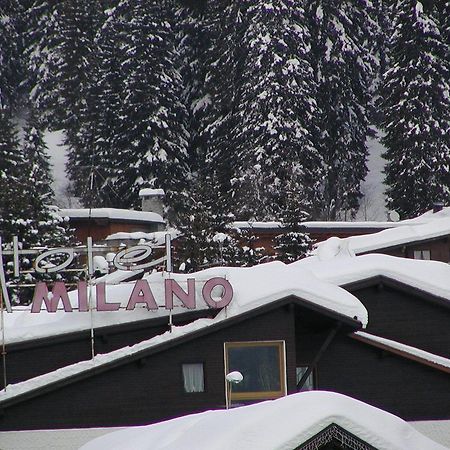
left=225, top=371, right=243, bottom=409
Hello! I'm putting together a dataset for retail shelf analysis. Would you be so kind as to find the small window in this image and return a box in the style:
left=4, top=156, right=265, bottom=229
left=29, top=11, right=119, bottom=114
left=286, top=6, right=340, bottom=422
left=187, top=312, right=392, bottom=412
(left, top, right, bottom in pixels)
left=413, top=250, right=431, bottom=260
left=224, top=341, right=286, bottom=401
left=182, top=363, right=204, bottom=393
left=296, top=366, right=314, bottom=392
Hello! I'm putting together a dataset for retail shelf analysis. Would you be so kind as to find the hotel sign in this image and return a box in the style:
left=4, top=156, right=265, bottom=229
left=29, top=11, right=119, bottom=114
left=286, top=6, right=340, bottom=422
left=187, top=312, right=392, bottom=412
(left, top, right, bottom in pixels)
left=0, top=236, right=233, bottom=313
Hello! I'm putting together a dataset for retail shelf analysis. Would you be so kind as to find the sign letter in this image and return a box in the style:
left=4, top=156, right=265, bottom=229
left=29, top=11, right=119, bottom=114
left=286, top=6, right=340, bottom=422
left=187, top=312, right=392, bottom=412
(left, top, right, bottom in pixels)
left=126, top=280, right=158, bottom=311
left=165, top=279, right=195, bottom=309
left=202, top=278, right=233, bottom=309
left=31, top=282, right=73, bottom=313
left=96, top=282, right=120, bottom=311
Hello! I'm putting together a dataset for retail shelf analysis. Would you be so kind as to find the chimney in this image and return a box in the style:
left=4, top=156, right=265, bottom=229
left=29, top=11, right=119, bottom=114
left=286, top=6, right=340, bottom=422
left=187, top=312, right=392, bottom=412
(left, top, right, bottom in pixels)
left=433, top=202, right=444, bottom=213
left=139, top=188, right=165, bottom=217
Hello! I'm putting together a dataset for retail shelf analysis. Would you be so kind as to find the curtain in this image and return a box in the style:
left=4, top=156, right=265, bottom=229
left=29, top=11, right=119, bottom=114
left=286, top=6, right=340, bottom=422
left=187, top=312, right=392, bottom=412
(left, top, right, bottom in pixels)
left=182, top=363, right=204, bottom=392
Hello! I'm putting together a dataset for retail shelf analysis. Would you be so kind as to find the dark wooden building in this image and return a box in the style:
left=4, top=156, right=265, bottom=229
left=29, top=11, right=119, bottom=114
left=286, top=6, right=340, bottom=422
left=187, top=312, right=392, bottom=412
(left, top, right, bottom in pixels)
left=0, top=256, right=449, bottom=432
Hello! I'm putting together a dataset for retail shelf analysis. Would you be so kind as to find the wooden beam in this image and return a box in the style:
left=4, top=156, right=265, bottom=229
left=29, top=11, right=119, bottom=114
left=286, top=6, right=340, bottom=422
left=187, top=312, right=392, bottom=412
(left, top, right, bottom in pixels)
left=297, top=322, right=341, bottom=390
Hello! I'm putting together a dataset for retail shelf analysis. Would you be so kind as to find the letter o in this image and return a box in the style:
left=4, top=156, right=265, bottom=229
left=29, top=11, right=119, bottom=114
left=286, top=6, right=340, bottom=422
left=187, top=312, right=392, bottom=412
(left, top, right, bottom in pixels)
left=35, top=248, right=74, bottom=273
left=202, top=278, right=233, bottom=309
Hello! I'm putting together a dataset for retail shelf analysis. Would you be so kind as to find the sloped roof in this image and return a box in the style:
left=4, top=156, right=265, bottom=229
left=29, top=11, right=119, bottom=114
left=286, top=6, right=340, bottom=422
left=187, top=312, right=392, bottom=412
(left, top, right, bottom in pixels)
left=78, top=391, right=447, bottom=450
left=314, top=216, right=450, bottom=255
left=353, top=332, right=450, bottom=373
left=300, top=250, right=450, bottom=304
left=3, top=261, right=367, bottom=345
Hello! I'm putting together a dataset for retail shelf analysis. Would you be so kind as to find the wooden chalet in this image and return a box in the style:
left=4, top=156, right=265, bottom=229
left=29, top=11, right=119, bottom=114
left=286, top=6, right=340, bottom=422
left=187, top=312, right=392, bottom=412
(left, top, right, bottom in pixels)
left=0, top=255, right=449, bottom=435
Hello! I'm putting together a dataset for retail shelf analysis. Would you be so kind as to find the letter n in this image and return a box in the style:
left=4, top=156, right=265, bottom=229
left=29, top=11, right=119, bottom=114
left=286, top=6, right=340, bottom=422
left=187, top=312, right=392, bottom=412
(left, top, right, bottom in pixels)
left=165, top=279, right=195, bottom=309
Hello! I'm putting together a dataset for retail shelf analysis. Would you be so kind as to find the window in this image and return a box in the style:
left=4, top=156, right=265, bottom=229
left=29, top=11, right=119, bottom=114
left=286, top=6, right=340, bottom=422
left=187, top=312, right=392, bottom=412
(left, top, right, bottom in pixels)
left=182, top=363, right=204, bottom=393
left=296, top=366, right=314, bottom=392
left=224, top=341, right=286, bottom=401
left=413, top=249, right=430, bottom=260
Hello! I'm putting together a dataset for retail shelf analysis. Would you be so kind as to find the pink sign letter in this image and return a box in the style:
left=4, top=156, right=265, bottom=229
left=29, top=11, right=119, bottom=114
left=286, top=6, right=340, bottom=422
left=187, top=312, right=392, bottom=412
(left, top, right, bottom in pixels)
left=31, top=282, right=73, bottom=313
left=165, top=279, right=195, bottom=309
left=96, top=282, right=120, bottom=311
left=202, top=278, right=233, bottom=308
left=126, top=280, right=158, bottom=311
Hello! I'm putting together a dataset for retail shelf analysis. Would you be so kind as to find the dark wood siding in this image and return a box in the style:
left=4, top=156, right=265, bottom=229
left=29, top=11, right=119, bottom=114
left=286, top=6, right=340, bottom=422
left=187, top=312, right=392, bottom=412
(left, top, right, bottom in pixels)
left=0, top=307, right=297, bottom=431
left=1, top=310, right=214, bottom=388
left=349, top=282, right=450, bottom=358
left=317, top=335, right=450, bottom=421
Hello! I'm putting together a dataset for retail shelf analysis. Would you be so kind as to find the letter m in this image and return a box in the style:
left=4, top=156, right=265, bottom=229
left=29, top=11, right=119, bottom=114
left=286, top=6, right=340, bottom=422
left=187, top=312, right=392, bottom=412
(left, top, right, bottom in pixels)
left=31, top=282, right=73, bottom=313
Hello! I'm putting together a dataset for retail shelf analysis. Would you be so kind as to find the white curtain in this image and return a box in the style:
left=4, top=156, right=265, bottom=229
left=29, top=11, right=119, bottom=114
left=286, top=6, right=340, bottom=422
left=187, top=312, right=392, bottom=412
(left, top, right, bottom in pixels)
left=183, top=363, right=204, bottom=392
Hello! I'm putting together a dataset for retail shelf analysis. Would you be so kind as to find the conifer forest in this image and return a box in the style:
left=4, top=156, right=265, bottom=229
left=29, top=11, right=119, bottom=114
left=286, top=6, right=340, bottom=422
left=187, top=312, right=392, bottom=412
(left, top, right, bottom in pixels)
left=0, top=0, right=449, bottom=266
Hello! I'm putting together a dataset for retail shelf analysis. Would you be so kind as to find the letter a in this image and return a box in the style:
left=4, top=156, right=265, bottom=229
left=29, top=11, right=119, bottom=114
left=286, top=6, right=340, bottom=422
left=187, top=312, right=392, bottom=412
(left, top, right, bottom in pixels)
left=126, top=280, right=158, bottom=311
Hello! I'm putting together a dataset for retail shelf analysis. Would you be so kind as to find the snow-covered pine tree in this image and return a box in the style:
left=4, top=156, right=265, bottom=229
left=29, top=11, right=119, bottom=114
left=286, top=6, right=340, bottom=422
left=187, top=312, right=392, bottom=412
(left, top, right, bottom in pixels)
left=274, top=178, right=313, bottom=263
left=20, top=111, right=73, bottom=249
left=307, top=0, right=379, bottom=220
left=171, top=168, right=242, bottom=273
left=230, top=0, right=323, bottom=222
left=378, top=0, right=450, bottom=218
left=199, top=0, right=246, bottom=208
left=0, top=109, right=27, bottom=241
left=27, top=0, right=100, bottom=131
left=111, top=0, right=190, bottom=209
left=0, top=0, right=23, bottom=111
left=65, top=4, right=118, bottom=208
left=174, top=2, right=209, bottom=171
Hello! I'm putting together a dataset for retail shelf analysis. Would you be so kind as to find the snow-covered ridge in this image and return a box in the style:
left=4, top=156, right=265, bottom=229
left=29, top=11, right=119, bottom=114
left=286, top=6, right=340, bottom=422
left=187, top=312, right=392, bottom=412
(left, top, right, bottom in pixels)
left=314, top=216, right=450, bottom=255
left=79, top=391, right=448, bottom=450
left=297, top=252, right=450, bottom=302
left=59, top=208, right=164, bottom=223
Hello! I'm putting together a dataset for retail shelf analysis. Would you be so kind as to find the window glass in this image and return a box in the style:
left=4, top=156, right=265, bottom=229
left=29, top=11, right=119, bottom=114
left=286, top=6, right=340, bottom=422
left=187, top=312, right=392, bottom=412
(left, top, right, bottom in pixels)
left=224, top=341, right=286, bottom=400
left=182, top=363, right=204, bottom=393
left=296, top=366, right=314, bottom=392
left=413, top=250, right=431, bottom=260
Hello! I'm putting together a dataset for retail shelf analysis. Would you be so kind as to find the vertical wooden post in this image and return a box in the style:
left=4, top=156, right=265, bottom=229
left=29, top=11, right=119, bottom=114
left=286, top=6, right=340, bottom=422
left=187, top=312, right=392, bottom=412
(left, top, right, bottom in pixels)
left=0, top=288, right=7, bottom=391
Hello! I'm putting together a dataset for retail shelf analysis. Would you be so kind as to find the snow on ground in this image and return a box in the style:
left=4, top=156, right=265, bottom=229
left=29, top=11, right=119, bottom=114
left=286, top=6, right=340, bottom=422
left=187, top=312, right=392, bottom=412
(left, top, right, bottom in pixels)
left=79, top=391, right=447, bottom=450
left=44, top=130, right=75, bottom=207
left=356, top=131, right=388, bottom=221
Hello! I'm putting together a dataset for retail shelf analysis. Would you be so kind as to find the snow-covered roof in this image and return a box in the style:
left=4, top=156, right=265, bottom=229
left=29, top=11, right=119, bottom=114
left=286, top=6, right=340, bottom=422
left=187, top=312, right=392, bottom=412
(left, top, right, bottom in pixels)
left=232, top=221, right=283, bottom=230
left=3, top=261, right=367, bottom=346
left=78, top=391, right=447, bottom=450
left=403, top=205, right=450, bottom=224
left=302, top=220, right=402, bottom=229
left=105, top=229, right=179, bottom=244
left=232, top=220, right=402, bottom=231
left=0, top=263, right=366, bottom=404
left=138, top=188, right=165, bottom=197
left=59, top=208, right=164, bottom=224
left=354, top=332, right=450, bottom=372
left=314, top=216, right=450, bottom=255
left=296, top=252, right=450, bottom=302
